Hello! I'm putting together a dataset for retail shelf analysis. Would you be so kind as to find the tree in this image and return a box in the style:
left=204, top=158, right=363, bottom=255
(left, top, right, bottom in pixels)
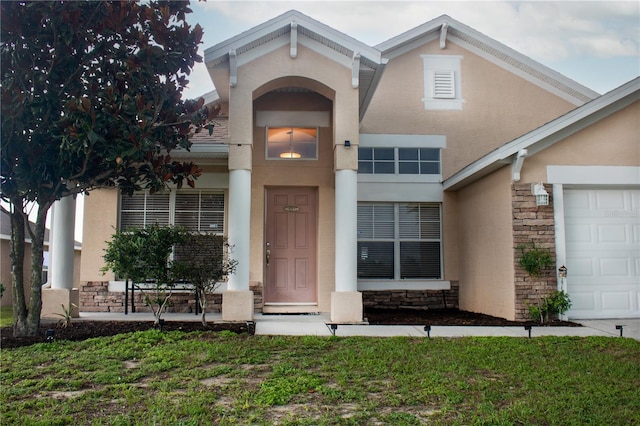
left=102, top=225, right=187, bottom=327
left=1, top=1, right=218, bottom=336
left=172, top=234, right=238, bottom=327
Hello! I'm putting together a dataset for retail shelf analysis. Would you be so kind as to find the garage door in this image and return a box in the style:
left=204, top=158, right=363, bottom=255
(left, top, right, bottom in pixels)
left=564, top=189, right=639, bottom=319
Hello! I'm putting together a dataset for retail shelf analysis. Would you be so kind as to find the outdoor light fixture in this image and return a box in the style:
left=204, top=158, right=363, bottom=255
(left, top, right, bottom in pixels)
left=45, top=329, right=55, bottom=342
left=344, top=140, right=351, bottom=148
left=558, top=265, right=567, bottom=278
left=524, top=325, right=533, bottom=339
left=329, top=323, right=338, bottom=336
left=615, top=325, right=624, bottom=337
left=424, top=325, right=431, bottom=339
left=279, top=152, right=302, bottom=158
left=279, top=129, right=302, bottom=158
left=247, top=321, right=256, bottom=336
left=532, top=182, right=549, bottom=206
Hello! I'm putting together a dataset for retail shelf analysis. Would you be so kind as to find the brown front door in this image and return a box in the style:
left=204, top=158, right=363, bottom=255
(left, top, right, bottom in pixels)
left=264, top=187, right=317, bottom=304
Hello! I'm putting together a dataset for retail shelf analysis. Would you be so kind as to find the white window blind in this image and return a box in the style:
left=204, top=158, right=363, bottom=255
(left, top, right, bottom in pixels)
left=120, top=190, right=225, bottom=234
left=120, top=192, right=170, bottom=230
left=357, top=203, right=442, bottom=280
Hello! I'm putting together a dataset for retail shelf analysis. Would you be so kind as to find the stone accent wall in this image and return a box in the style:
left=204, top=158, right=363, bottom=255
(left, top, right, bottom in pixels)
left=363, top=282, right=459, bottom=311
left=512, top=183, right=557, bottom=320
left=81, top=281, right=264, bottom=314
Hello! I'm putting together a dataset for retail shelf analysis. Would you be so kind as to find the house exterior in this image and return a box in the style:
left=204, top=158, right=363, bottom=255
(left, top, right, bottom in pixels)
left=79, top=11, right=639, bottom=322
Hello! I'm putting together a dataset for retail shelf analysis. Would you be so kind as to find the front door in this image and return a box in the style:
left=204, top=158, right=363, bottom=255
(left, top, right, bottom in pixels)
left=264, top=187, right=318, bottom=304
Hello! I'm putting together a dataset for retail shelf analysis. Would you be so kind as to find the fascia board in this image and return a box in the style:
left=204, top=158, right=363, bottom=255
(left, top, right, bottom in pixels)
left=443, top=78, right=640, bottom=191
left=205, top=10, right=382, bottom=67
left=376, top=15, right=447, bottom=53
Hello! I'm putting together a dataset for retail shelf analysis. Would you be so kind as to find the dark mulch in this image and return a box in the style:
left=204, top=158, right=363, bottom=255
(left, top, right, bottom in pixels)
left=1, top=308, right=579, bottom=349
left=365, top=308, right=580, bottom=327
left=1, top=321, right=247, bottom=349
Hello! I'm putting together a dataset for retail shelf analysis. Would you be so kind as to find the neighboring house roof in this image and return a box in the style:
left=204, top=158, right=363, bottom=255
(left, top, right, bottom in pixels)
left=376, top=14, right=599, bottom=105
left=203, top=10, right=599, bottom=123
left=443, top=77, right=640, bottom=191
left=0, top=209, right=50, bottom=245
left=0, top=210, right=81, bottom=250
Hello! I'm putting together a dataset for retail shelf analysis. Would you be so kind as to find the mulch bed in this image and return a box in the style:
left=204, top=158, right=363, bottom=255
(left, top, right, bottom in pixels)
left=1, top=308, right=579, bottom=349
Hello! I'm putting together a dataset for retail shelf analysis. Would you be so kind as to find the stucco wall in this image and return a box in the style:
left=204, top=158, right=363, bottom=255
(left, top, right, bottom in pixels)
left=522, top=100, right=640, bottom=182
left=361, top=39, right=577, bottom=180
left=229, top=43, right=359, bottom=312
left=81, top=188, right=119, bottom=282
left=457, top=166, right=516, bottom=320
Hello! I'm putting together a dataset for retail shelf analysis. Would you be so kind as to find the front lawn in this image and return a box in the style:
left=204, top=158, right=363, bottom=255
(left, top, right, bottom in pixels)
left=1, top=331, right=638, bottom=425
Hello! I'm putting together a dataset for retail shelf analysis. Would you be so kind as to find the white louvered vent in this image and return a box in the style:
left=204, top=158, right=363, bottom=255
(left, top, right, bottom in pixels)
left=432, top=70, right=455, bottom=99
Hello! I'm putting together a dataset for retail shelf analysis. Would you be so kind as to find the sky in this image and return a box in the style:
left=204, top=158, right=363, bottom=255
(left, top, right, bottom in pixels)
left=181, top=0, right=640, bottom=100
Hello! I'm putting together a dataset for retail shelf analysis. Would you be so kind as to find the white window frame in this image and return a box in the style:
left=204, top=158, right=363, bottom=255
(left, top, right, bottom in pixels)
left=422, top=54, right=463, bottom=110
left=265, top=126, right=319, bottom=160
left=357, top=202, right=444, bottom=287
left=358, top=134, right=445, bottom=184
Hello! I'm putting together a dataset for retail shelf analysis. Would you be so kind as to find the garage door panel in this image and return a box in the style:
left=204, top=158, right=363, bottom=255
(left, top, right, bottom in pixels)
left=571, top=292, right=596, bottom=311
left=598, top=225, right=628, bottom=242
left=595, top=191, right=626, bottom=210
left=602, top=291, right=632, bottom=310
left=600, top=257, right=631, bottom=277
left=565, top=189, right=640, bottom=319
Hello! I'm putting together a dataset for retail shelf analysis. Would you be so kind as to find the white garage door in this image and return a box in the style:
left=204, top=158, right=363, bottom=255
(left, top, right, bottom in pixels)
left=564, top=189, right=640, bottom=319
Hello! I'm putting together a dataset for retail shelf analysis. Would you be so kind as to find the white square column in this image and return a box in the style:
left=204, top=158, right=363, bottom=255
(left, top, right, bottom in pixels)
left=223, top=168, right=254, bottom=321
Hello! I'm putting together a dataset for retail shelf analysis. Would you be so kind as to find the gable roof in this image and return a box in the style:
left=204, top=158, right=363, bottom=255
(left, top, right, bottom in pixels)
left=204, top=10, right=386, bottom=120
left=203, top=11, right=601, bottom=122
left=443, top=77, right=640, bottom=191
left=377, top=14, right=599, bottom=106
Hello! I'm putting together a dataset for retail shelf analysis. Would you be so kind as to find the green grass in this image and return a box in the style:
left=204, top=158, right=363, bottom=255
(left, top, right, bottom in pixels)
left=1, top=330, right=639, bottom=425
left=0, top=306, right=12, bottom=327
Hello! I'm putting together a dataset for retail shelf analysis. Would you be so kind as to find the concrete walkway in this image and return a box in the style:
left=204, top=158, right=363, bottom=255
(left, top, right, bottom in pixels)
left=76, top=312, right=640, bottom=340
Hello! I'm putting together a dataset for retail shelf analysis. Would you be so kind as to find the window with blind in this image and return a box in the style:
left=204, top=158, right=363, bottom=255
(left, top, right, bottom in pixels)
left=120, top=190, right=225, bottom=234
left=357, top=203, right=442, bottom=280
left=358, top=147, right=440, bottom=175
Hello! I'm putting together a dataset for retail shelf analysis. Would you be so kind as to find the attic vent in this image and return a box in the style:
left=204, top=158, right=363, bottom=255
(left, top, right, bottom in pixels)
left=432, top=70, right=455, bottom=98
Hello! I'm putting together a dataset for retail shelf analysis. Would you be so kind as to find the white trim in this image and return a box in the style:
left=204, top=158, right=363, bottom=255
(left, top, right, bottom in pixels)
left=290, top=22, right=298, bottom=58
left=547, top=166, right=640, bottom=185
left=421, top=55, right=463, bottom=110
left=256, top=111, right=330, bottom=128
left=358, top=280, right=450, bottom=291
left=358, top=182, right=443, bottom=202
left=360, top=134, right=446, bottom=148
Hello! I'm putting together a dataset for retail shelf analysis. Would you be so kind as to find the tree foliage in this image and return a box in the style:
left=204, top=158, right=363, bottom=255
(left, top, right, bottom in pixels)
left=172, top=234, right=238, bottom=327
left=102, top=225, right=187, bottom=325
left=1, top=1, right=216, bottom=336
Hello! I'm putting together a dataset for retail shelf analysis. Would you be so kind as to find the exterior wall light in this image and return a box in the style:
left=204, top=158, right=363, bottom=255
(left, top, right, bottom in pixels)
left=532, top=182, right=549, bottom=206
left=344, top=140, right=351, bottom=148
left=558, top=265, right=567, bottom=278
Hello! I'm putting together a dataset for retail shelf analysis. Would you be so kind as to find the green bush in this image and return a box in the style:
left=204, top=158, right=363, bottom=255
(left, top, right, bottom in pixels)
left=528, top=290, right=572, bottom=323
left=517, top=243, right=553, bottom=278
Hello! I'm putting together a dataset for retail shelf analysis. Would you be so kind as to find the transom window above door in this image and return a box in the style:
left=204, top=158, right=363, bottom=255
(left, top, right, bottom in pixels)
left=266, top=127, right=318, bottom=159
